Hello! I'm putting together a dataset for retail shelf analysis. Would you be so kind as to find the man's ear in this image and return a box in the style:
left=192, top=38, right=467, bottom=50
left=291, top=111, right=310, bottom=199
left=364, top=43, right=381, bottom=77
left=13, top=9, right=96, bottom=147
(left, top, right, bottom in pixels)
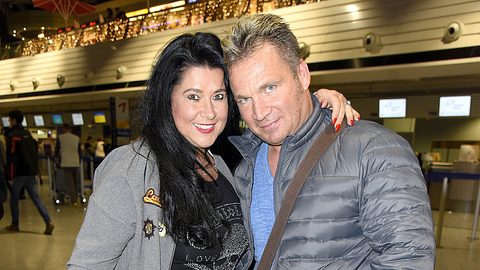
left=297, top=59, right=311, bottom=91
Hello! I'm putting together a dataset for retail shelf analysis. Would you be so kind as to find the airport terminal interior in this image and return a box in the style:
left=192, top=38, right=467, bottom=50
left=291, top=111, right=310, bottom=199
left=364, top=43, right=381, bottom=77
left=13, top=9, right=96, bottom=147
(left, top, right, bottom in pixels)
left=1, top=0, right=480, bottom=269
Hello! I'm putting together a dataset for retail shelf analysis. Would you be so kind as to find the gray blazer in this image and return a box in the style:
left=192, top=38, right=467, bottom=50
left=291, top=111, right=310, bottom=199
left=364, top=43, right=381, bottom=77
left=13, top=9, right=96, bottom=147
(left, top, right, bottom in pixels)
left=68, top=141, right=251, bottom=269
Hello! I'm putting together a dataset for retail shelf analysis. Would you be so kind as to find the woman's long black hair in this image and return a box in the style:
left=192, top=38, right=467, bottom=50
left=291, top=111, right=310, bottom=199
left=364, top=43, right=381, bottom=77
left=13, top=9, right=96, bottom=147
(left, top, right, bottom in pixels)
left=137, top=32, right=238, bottom=247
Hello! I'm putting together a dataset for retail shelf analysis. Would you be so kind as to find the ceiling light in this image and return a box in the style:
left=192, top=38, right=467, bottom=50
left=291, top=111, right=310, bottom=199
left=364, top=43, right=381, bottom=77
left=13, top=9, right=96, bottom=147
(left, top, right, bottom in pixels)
left=347, top=4, right=359, bottom=13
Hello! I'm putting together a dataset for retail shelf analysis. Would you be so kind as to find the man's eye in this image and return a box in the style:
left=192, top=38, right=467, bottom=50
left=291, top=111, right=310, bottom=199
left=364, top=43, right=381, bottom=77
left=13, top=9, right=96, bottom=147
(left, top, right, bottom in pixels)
left=236, top=98, right=250, bottom=105
left=266, top=85, right=276, bottom=93
left=213, top=94, right=225, bottom=100
left=187, top=94, right=200, bottom=101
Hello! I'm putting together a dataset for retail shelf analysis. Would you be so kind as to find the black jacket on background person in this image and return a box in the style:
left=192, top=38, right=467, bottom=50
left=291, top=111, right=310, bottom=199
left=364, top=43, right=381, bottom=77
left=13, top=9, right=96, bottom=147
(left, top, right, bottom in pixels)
left=6, top=125, right=39, bottom=179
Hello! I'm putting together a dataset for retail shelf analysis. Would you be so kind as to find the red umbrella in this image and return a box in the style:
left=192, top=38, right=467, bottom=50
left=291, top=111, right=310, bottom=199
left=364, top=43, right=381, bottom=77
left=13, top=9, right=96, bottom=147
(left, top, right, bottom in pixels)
left=33, top=0, right=96, bottom=28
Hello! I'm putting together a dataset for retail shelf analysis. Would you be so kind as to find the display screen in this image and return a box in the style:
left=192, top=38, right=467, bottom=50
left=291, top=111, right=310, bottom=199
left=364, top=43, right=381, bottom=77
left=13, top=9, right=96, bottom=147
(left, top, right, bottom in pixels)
left=439, top=96, right=471, bottom=117
left=379, top=98, right=406, bottom=118
left=1, top=116, right=9, bottom=127
left=72, top=113, right=84, bottom=125
left=93, top=112, right=107, bottom=123
left=22, top=117, right=27, bottom=127
left=34, top=115, right=45, bottom=126
left=52, top=114, right=63, bottom=125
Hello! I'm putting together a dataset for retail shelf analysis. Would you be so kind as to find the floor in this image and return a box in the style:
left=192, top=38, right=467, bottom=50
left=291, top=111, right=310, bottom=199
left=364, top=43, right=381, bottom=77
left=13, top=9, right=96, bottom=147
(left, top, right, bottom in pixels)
left=0, top=181, right=479, bottom=270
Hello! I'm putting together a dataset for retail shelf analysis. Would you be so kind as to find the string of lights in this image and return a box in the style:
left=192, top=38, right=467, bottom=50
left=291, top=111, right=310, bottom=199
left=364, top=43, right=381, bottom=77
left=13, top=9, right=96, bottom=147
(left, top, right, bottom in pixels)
left=20, top=0, right=321, bottom=57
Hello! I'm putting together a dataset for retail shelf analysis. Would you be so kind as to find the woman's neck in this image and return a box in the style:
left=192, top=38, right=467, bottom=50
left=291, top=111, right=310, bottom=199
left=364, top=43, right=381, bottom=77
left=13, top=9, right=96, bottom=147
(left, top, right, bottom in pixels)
left=196, top=150, right=218, bottom=182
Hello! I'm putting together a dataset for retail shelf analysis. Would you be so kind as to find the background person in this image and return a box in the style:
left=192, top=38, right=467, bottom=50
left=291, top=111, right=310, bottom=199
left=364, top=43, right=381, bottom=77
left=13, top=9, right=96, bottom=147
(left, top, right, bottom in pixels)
left=92, top=137, right=106, bottom=174
left=55, top=124, right=81, bottom=205
left=4, top=109, right=54, bottom=234
left=0, top=139, right=6, bottom=220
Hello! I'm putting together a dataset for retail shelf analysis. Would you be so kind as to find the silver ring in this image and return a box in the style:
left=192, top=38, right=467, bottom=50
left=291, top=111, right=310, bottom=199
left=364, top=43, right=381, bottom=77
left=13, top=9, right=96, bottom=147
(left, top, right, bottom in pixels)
left=345, top=100, right=351, bottom=106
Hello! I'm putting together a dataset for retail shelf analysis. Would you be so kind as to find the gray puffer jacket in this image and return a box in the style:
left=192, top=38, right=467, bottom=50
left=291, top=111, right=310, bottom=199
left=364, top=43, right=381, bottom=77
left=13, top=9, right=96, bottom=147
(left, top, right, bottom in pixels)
left=230, top=97, right=435, bottom=269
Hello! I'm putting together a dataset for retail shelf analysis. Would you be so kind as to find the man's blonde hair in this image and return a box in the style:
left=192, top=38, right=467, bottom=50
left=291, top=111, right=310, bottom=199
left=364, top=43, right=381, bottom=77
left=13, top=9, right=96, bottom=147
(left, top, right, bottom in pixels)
left=223, top=13, right=301, bottom=76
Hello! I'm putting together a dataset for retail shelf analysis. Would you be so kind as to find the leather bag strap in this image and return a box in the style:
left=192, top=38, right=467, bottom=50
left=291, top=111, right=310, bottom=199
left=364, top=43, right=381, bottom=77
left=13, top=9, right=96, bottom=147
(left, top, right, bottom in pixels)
left=257, top=123, right=345, bottom=270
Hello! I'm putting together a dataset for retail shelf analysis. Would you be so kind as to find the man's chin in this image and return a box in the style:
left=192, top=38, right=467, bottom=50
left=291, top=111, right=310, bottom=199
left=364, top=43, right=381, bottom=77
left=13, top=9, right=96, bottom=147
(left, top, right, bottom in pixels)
left=262, top=137, right=285, bottom=147
left=251, top=130, right=285, bottom=146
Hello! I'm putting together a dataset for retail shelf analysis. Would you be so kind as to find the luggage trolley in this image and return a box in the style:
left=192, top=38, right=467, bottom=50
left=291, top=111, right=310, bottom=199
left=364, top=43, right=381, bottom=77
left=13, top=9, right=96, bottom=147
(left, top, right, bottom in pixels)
left=47, top=157, right=87, bottom=205
left=78, top=158, right=87, bottom=205
left=47, top=157, right=64, bottom=205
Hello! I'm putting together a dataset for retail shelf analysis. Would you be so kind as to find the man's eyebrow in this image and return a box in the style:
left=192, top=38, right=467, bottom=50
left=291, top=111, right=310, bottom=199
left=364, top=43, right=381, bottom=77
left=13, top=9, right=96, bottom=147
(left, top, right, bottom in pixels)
left=257, top=79, right=282, bottom=92
left=235, top=94, right=249, bottom=100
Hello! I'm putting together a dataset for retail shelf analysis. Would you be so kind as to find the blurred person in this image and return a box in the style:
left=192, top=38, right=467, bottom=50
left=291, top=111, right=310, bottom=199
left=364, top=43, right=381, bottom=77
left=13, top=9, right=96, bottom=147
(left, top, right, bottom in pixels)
left=106, top=8, right=114, bottom=22
left=92, top=137, right=105, bottom=174
left=99, top=13, right=105, bottom=24
left=0, top=139, right=6, bottom=220
left=4, top=109, right=54, bottom=234
left=3, top=126, right=26, bottom=200
left=83, top=135, right=94, bottom=180
left=55, top=123, right=81, bottom=205
left=114, top=7, right=127, bottom=21
left=84, top=136, right=94, bottom=157
left=94, top=137, right=105, bottom=159
left=103, top=137, right=113, bottom=155
left=41, top=132, right=55, bottom=185
left=223, top=14, right=435, bottom=269
left=68, top=32, right=358, bottom=269
left=42, top=132, right=55, bottom=158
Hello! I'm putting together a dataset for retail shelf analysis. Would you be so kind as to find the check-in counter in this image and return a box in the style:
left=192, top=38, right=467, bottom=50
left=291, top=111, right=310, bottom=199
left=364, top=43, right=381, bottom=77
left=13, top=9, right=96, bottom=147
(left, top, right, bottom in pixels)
left=425, top=162, right=480, bottom=247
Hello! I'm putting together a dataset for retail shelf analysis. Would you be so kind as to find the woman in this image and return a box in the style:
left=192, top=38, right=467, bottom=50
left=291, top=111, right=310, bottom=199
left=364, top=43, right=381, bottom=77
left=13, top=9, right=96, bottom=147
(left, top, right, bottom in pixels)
left=68, top=33, right=358, bottom=269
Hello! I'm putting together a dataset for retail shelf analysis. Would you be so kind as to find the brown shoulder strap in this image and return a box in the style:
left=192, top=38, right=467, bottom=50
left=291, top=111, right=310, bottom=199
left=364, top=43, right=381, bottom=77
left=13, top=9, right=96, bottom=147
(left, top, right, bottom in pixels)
left=257, top=123, right=345, bottom=270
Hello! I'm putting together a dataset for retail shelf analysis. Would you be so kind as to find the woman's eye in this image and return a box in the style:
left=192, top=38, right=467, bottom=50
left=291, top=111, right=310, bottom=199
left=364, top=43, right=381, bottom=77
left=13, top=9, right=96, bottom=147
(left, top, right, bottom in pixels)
left=213, top=94, right=225, bottom=100
left=187, top=94, right=200, bottom=101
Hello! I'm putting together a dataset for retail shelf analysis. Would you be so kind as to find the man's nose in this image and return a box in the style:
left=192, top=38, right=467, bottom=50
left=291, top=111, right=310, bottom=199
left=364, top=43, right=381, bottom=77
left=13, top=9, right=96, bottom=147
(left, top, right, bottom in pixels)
left=252, top=99, right=270, bottom=121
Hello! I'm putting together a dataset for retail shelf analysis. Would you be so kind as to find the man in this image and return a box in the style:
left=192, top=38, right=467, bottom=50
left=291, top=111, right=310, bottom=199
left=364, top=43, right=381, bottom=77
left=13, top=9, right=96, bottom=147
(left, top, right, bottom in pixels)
left=223, top=14, right=435, bottom=269
left=55, top=123, right=81, bottom=205
left=5, top=110, right=54, bottom=234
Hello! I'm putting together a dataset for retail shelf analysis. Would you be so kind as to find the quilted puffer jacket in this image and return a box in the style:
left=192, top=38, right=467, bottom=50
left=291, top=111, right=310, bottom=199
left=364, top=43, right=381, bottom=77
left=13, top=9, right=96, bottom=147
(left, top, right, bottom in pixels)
left=229, top=97, right=435, bottom=269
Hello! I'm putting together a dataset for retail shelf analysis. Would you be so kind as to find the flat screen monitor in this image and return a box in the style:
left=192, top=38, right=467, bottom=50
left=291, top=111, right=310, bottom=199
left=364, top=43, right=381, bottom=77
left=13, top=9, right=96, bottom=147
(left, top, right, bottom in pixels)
left=379, top=98, right=406, bottom=118
left=22, top=117, right=27, bottom=127
left=93, top=112, right=107, bottom=124
left=439, top=96, right=471, bottom=117
left=34, top=115, right=45, bottom=126
left=52, top=114, right=63, bottom=125
left=72, top=113, right=84, bottom=126
left=1, top=116, right=9, bottom=127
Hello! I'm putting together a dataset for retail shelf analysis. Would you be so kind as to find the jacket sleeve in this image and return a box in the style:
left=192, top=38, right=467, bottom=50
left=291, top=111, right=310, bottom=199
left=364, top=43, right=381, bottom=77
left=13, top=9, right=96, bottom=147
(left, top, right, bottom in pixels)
left=6, top=134, right=20, bottom=180
left=67, top=165, right=137, bottom=269
left=5, top=135, right=12, bottom=180
left=359, top=131, right=435, bottom=269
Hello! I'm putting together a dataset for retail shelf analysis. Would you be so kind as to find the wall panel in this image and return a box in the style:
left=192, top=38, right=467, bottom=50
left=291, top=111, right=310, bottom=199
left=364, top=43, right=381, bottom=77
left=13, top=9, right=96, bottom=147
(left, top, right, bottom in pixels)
left=1, top=0, right=480, bottom=119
